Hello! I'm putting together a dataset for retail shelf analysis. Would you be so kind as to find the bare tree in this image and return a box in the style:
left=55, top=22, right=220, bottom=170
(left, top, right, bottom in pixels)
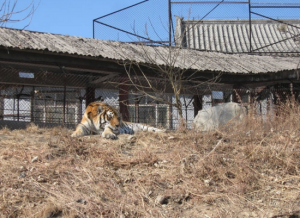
left=108, top=40, right=222, bottom=126
left=0, top=0, right=39, bottom=27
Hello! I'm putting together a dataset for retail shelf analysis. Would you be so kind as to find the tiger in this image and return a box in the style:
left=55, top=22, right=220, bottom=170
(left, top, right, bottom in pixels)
left=71, top=102, right=165, bottom=139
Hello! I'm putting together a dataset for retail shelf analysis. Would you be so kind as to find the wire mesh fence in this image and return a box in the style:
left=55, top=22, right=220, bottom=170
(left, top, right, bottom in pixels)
left=93, top=0, right=300, bottom=55
left=93, top=0, right=169, bottom=44
left=0, top=85, right=119, bottom=129
left=0, top=61, right=299, bottom=131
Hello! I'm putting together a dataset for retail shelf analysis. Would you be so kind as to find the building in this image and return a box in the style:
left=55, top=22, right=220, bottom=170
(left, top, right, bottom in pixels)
left=0, top=27, right=299, bottom=129
left=175, top=17, right=300, bottom=118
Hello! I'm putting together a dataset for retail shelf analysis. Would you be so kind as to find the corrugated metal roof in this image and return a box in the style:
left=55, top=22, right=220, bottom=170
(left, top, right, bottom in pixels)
left=175, top=17, right=300, bottom=55
left=0, top=27, right=299, bottom=74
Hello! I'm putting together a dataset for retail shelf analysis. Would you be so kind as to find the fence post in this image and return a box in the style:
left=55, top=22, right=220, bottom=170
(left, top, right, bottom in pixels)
left=58, top=66, right=68, bottom=127
left=30, top=87, right=35, bottom=122
left=17, top=94, right=20, bottom=122
left=233, top=85, right=242, bottom=103
left=119, top=77, right=129, bottom=121
left=168, top=95, right=173, bottom=129
left=63, top=73, right=67, bottom=127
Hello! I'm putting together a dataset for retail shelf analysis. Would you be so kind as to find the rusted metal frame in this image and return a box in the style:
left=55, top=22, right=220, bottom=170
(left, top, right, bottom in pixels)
left=248, top=0, right=252, bottom=53
left=93, top=0, right=149, bottom=21
left=171, top=1, right=300, bottom=56
left=93, top=20, right=95, bottom=39
left=169, top=0, right=172, bottom=46
left=251, top=34, right=300, bottom=53
left=171, top=1, right=300, bottom=5
left=249, top=11, right=300, bottom=53
left=199, top=0, right=225, bottom=21
left=94, top=20, right=166, bottom=45
left=231, top=51, right=300, bottom=54
left=173, top=0, right=227, bottom=48
left=251, top=6, right=300, bottom=9
left=92, top=0, right=165, bottom=44
left=250, top=11, right=300, bottom=31
left=171, top=1, right=248, bottom=4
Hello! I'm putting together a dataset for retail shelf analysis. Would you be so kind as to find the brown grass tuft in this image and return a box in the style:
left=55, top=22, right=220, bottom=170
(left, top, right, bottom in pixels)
left=1, top=102, right=300, bottom=217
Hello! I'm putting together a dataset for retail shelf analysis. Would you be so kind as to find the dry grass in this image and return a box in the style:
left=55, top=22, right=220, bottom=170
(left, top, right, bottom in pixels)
left=1, top=103, right=300, bottom=217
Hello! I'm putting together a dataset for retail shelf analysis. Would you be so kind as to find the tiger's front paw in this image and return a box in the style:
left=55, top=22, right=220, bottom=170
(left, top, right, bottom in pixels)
left=71, top=131, right=82, bottom=137
left=102, top=132, right=118, bottom=140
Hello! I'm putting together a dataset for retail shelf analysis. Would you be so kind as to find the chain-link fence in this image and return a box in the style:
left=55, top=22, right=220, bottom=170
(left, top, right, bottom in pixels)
left=0, top=85, right=119, bottom=129
left=0, top=60, right=298, bottom=130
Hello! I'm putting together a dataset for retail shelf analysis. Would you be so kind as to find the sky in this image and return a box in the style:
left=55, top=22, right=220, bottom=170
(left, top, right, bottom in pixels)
left=4, top=0, right=300, bottom=42
left=5, top=0, right=143, bottom=38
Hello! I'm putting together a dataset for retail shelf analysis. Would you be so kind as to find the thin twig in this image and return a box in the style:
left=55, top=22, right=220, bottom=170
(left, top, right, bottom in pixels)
left=204, top=139, right=222, bottom=159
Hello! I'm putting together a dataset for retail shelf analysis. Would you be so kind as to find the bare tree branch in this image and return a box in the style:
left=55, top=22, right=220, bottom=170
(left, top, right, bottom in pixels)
left=0, top=0, right=40, bottom=28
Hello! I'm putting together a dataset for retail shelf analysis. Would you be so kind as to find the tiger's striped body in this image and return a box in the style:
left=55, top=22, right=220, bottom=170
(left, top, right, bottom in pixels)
left=71, top=102, right=164, bottom=139
left=118, top=122, right=164, bottom=135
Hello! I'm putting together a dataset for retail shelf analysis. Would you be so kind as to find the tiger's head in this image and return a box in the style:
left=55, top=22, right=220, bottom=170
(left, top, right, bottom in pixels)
left=86, top=102, right=120, bottom=134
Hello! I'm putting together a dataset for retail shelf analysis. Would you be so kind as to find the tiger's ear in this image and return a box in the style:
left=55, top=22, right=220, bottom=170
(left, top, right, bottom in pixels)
left=97, top=106, right=103, bottom=114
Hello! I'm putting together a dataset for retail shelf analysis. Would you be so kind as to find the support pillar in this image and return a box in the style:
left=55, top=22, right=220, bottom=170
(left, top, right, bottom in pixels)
left=0, top=86, right=4, bottom=120
left=78, top=96, right=83, bottom=123
left=193, top=95, right=202, bottom=117
left=134, top=94, right=139, bottom=123
left=86, top=87, right=95, bottom=107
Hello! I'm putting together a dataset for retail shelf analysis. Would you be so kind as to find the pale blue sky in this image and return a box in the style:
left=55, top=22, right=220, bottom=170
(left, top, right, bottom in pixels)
left=4, top=0, right=300, bottom=41
left=5, top=0, right=142, bottom=38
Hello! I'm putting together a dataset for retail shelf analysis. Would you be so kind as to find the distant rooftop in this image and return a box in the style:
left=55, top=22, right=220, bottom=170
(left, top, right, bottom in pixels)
left=175, top=17, right=300, bottom=56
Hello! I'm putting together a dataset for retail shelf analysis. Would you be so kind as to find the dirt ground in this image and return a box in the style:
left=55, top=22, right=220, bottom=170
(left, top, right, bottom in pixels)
left=1, top=112, right=300, bottom=217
